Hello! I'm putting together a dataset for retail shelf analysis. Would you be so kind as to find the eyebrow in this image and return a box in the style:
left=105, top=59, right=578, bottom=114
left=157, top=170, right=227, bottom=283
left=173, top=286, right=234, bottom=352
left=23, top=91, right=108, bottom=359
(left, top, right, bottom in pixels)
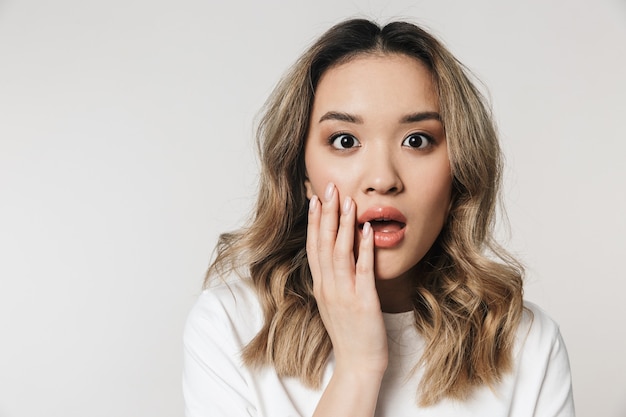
left=318, top=111, right=441, bottom=124
left=400, top=111, right=441, bottom=123
left=318, top=111, right=363, bottom=124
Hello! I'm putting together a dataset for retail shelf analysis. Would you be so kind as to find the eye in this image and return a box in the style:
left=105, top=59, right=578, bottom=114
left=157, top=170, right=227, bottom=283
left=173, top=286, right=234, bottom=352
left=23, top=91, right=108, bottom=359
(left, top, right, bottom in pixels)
left=402, top=133, right=432, bottom=150
left=330, top=133, right=361, bottom=150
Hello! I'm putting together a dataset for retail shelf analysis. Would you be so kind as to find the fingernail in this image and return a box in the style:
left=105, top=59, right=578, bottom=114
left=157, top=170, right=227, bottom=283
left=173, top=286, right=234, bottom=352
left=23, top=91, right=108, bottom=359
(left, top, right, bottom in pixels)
left=324, top=183, right=334, bottom=202
left=309, top=195, right=318, bottom=212
left=363, top=222, right=372, bottom=239
left=342, top=196, right=352, bottom=214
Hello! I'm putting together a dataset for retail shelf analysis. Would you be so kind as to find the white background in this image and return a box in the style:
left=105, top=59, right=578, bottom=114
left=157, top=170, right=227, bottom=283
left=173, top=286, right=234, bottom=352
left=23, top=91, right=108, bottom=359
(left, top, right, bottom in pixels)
left=1, top=0, right=625, bottom=416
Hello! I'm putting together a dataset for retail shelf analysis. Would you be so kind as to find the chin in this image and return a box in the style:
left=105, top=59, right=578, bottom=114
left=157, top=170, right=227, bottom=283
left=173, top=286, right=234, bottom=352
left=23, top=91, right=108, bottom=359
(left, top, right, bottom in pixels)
left=372, top=255, right=422, bottom=281
left=368, top=233, right=433, bottom=279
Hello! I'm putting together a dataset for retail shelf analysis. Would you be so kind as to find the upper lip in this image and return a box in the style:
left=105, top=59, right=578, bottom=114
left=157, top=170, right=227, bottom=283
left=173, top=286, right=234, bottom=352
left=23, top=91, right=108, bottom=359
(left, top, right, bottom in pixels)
left=357, top=206, right=407, bottom=227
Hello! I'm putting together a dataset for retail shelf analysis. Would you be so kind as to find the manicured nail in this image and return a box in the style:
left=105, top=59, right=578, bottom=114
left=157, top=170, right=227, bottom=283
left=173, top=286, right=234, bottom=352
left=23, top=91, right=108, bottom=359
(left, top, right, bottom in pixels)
left=363, top=222, right=372, bottom=239
left=309, top=195, right=318, bottom=212
left=342, top=196, right=352, bottom=214
left=324, top=183, right=334, bottom=202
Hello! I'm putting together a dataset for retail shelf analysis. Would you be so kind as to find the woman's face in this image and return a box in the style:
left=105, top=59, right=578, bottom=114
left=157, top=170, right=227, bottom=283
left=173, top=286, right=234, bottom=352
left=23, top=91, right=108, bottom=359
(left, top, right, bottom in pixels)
left=304, top=53, right=452, bottom=282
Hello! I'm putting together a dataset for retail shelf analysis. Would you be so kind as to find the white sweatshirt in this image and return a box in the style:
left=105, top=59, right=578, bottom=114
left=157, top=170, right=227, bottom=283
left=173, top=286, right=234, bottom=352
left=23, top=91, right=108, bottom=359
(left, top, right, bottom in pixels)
left=183, top=277, right=575, bottom=417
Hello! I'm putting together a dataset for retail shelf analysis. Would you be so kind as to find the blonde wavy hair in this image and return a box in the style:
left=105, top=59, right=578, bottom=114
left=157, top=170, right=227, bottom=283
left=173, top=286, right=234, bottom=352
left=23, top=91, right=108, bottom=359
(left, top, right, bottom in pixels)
left=205, top=18, right=524, bottom=406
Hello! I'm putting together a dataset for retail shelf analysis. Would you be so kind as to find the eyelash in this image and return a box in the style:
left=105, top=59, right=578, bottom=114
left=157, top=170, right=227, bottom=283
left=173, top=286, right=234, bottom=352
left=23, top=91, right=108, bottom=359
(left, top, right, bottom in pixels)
left=327, top=132, right=435, bottom=150
left=328, top=132, right=361, bottom=150
left=401, top=133, right=434, bottom=150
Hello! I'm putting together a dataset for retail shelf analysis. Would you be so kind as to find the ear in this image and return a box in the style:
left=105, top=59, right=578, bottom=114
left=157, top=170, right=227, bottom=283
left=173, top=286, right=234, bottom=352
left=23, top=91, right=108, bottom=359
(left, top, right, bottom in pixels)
left=304, top=176, right=313, bottom=199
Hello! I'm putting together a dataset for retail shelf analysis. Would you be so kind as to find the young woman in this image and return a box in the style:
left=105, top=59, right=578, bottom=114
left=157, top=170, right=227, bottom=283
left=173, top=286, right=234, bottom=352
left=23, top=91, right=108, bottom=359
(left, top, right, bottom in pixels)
left=183, top=19, right=575, bottom=416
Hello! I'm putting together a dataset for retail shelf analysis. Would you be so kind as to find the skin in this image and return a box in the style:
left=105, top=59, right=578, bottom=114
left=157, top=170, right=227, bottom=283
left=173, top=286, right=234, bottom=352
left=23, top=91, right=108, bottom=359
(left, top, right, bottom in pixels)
left=304, top=53, right=453, bottom=416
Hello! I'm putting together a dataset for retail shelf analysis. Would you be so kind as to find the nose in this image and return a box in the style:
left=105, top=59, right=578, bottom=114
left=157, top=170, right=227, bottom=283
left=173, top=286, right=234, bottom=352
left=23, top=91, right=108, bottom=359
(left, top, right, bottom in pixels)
left=361, top=148, right=403, bottom=195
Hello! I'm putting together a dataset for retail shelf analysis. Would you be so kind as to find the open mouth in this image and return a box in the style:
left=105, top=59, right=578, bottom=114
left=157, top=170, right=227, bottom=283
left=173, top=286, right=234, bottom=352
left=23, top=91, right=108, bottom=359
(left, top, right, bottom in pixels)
left=358, top=219, right=406, bottom=233
left=357, top=207, right=407, bottom=248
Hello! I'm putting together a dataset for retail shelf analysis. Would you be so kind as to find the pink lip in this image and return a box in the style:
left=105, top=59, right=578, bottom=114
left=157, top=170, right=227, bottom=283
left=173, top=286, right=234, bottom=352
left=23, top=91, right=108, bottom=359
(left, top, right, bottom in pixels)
left=357, top=206, right=407, bottom=249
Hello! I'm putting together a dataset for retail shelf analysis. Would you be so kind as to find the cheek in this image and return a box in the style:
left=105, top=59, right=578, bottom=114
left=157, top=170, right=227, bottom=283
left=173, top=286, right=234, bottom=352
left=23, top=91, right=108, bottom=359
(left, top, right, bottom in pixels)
left=304, top=147, right=327, bottom=198
left=428, top=171, right=452, bottom=205
left=429, top=181, right=453, bottom=218
left=411, top=163, right=453, bottom=215
left=305, top=157, right=355, bottom=200
left=304, top=171, right=332, bottom=200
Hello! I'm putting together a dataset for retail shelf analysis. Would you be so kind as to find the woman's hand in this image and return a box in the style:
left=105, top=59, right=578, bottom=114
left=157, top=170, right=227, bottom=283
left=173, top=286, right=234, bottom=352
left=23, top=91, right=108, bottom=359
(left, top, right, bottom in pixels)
left=307, top=183, right=388, bottom=416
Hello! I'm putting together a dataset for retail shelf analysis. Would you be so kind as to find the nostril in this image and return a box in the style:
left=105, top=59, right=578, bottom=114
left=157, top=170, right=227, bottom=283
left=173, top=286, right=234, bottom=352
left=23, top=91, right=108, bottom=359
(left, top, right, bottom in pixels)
left=366, top=186, right=400, bottom=194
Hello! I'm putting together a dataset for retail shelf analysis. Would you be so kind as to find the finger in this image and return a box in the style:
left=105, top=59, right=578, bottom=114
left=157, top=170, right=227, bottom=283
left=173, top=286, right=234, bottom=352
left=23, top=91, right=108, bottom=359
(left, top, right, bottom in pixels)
left=333, top=196, right=356, bottom=291
left=355, top=221, right=376, bottom=296
left=306, top=195, right=322, bottom=287
left=317, top=183, right=340, bottom=282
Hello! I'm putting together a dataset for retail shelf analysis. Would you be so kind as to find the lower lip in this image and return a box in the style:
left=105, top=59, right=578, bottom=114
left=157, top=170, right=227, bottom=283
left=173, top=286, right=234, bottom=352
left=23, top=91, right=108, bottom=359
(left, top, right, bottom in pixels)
left=370, top=228, right=405, bottom=248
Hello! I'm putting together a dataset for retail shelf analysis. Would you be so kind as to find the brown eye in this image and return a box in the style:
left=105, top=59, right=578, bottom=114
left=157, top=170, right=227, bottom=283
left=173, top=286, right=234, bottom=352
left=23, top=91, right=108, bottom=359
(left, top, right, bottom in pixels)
left=330, top=133, right=361, bottom=150
left=402, top=133, right=432, bottom=149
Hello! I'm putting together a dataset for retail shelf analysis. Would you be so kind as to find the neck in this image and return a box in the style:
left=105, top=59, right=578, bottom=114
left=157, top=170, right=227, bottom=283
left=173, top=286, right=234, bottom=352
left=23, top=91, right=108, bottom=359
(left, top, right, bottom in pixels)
left=375, top=274, right=414, bottom=313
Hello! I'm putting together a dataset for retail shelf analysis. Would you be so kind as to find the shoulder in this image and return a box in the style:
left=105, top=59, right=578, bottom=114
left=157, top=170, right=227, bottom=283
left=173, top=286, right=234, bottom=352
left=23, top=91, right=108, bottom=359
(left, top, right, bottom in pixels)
left=183, top=276, right=264, bottom=416
left=512, top=301, right=575, bottom=416
left=515, top=300, right=570, bottom=367
left=518, top=301, right=562, bottom=346
left=184, top=276, right=262, bottom=348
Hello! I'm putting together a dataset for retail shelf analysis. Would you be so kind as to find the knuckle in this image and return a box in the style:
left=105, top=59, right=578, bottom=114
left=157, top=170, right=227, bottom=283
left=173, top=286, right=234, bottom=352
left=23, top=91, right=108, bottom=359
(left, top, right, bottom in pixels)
left=320, top=223, right=338, bottom=237
left=332, top=249, right=349, bottom=264
left=355, top=261, right=370, bottom=276
left=317, top=236, right=335, bottom=254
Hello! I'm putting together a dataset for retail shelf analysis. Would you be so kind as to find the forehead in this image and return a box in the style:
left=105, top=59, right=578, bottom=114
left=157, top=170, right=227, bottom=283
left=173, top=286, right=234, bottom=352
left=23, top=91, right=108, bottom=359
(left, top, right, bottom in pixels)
left=312, top=53, right=439, bottom=116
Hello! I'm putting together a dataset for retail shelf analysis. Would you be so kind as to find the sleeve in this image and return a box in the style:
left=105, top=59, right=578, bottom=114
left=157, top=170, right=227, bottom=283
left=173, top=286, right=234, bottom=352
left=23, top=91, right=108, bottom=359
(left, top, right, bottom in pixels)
left=182, top=291, right=257, bottom=417
left=534, top=328, right=576, bottom=417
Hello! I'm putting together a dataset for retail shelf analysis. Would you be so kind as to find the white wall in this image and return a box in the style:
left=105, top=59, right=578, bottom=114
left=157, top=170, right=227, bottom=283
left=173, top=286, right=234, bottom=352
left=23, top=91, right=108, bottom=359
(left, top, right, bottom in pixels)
left=1, top=1, right=624, bottom=416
